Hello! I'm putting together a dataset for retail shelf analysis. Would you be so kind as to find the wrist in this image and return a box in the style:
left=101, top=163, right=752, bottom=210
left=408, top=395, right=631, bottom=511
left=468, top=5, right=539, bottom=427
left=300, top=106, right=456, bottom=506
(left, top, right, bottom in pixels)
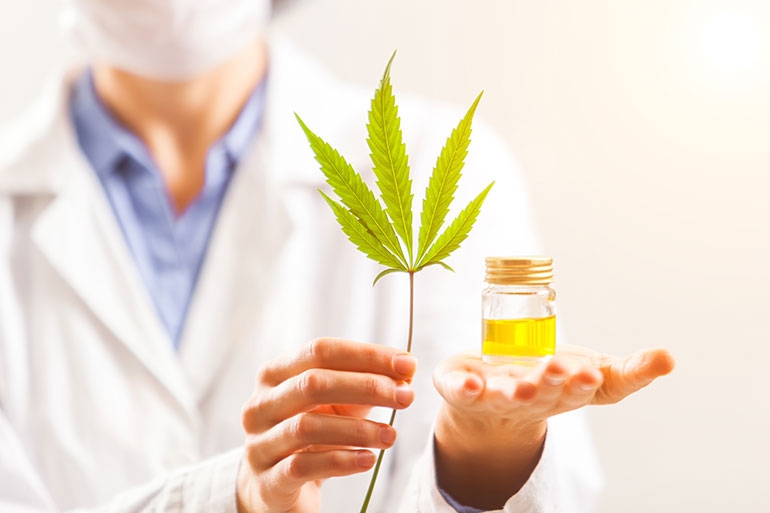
left=436, top=403, right=547, bottom=457
left=433, top=407, right=547, bottom=509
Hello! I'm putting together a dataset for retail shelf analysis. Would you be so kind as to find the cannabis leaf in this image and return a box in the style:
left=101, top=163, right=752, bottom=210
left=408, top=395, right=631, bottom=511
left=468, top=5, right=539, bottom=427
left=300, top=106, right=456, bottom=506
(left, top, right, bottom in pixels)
left=296, top=53, right=494, bottom=513
left=319, top=191, right=406, bottom=270
left=416, top=91, right=483, bottom=267
left=296, top=114, right=407, bottom=268
left=367, top=53, right=414, bottom=263
left=417, top=181, right=494, bottom=270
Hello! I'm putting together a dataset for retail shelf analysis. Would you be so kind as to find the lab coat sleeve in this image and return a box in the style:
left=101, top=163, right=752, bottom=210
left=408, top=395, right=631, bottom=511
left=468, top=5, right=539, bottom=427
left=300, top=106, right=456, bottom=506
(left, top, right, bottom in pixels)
left=402, top=428, right=559, bottom=513
left=0, top=408, right=242, bottom=513
left=396, top=411, right=603, bottom=513
left=82, top=449, right=243, bottom=513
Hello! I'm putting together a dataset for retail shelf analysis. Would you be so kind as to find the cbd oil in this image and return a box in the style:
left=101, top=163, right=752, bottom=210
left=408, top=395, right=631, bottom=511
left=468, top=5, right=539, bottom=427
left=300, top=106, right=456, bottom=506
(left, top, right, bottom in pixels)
left=482, top=257, right=556, bottom=365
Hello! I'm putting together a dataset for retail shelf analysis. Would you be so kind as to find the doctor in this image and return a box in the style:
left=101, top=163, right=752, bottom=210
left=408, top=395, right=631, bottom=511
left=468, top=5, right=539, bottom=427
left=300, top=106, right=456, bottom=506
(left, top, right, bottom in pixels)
left=0, top=0, right=674, bottom=512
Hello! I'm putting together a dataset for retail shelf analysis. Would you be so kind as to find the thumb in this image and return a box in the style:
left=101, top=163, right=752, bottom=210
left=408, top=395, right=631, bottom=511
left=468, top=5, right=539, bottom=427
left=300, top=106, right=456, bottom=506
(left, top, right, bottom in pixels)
left=594, top=348, right=675, bottom=405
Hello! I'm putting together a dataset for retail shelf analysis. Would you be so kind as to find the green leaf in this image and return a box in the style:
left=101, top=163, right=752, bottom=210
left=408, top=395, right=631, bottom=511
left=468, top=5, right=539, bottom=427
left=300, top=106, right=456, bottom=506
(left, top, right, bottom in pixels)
left=319, top=191, right=407, bottom=271
left=367, top=52, right=414, bottom=264
left=416, top=91, right=483, bottom=264
left=373, top=268, right=404, bottom=286
left=296, top=114, right=407, bottom=267
left=420, top=260, right=455, bottom=273
left=417, top=182, right=495, bottom=269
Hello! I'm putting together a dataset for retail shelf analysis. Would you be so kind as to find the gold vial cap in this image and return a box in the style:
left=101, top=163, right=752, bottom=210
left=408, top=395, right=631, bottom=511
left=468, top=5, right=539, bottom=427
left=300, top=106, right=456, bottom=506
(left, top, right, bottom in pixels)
left=485, top=256, right=554, bottom=285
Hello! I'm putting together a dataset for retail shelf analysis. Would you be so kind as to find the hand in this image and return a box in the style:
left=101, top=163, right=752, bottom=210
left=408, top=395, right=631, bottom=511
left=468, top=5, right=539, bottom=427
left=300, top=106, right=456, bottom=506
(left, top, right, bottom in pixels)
left=237, top=338, right=417, bottom=513
left=432, top=345, right=675, bottom=509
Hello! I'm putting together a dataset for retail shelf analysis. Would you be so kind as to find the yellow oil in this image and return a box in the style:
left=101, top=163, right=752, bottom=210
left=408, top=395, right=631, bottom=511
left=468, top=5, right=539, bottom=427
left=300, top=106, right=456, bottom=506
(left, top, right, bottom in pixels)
left=482, top=316, right=556, bottom=362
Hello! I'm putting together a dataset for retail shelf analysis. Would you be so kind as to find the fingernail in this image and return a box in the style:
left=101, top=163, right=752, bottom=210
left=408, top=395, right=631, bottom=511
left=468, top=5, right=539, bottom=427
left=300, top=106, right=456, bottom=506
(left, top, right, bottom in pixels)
left=395, top=384, right=414, bottom=405
left=544, top=373, right=566, bottom=386
left=393, top=354, right=417, bottom=376
left=380, top=427, right=397, bottom=445
left=357, top=451, right=376, bottom=468
left=463, top=376, right=482, bottom=397
left=578, top=382, right=597, bottom=392
left=464, top=386, right=481, bottom=397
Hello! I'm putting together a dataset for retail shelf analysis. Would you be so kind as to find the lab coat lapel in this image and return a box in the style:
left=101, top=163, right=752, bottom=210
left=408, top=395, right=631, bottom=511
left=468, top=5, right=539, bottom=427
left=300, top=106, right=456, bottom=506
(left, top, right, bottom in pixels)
left=31, top=141, right=198, bottom=420
left=177, top=133, right=293, bottom=400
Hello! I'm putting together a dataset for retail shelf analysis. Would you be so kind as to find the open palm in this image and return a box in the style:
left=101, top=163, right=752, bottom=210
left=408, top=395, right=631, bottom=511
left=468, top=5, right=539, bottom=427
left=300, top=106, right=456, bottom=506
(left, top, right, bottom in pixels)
left=433, top=345, right=675, bottom=423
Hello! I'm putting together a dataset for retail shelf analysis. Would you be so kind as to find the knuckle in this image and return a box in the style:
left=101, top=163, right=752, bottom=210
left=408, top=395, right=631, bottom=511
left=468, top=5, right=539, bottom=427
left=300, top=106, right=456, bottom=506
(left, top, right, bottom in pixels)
left=328, top=451, right=349, bottom=471
left=242, top=387, right=277, bottom=434
left=243, top=434, right=265, bottom=469
left=299, top=369, right=328, bottom=399
left=307, top=337, right=334, bottom=363
left=353, top=419, right=370, bottom=443
left=284, top=453, right=308, bottom=481
left=360, top=343, right=379, bottom=364
left=254, top=365, right=271, bottom=386
left=240, top=388, right=270, bottom=431
left=362, top=375, right=385, bottom=398
left=240, top=398, right=258, bottom=431
left=289, top=413, right=315, bottom=440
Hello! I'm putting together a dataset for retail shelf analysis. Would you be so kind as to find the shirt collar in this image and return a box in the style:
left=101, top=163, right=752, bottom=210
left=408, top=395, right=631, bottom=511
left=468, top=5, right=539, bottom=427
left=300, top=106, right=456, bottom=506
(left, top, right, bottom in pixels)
left=217, top=72, right=268, bottom=165
left=69, top=68, right=268, bottom=178
left=69, top=70, right=153, bottom=176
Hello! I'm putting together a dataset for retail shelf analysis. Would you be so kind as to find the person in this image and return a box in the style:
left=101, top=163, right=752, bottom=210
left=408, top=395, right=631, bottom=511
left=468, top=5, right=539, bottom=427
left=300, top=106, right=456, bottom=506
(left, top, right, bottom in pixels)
left=0, top=1, right=675, bottom=512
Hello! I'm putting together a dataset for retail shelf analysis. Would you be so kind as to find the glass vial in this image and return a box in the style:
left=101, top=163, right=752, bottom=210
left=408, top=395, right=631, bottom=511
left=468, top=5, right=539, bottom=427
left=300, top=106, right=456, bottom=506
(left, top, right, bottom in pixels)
left=482, top=257, right=556, bottom=365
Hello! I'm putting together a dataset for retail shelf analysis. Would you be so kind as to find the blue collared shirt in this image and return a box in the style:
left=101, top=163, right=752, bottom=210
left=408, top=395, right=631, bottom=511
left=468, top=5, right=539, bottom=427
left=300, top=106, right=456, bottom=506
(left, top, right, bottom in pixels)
left=70, top=70, right=266, bottom=348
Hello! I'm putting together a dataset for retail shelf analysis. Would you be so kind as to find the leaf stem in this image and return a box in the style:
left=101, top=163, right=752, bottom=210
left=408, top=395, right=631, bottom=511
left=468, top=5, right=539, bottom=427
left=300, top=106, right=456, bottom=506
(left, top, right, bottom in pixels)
left=358, top=410, right=396, bottom=513
left=406, top=270, right=415, bottom=353
left=358, top=271, right=415, bottom=513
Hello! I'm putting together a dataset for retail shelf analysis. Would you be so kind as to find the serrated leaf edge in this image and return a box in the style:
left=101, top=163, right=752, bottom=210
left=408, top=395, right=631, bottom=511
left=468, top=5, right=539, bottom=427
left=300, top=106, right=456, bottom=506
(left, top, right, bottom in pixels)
left=367, top=52, right=414, bottom=265
left=319, top=190, right=407, bottom=271
left=416, top=91, right=483, bottom=264
left=417, top=181, right=495, bottom=269
left=297, top=114, right=408, bottom=268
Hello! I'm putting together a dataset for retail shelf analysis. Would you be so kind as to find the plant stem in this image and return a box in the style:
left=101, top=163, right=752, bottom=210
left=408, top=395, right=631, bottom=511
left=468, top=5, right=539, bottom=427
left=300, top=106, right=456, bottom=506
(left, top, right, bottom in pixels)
left=358, top=271, right=415, bottom=513
left=406, top=270, right=415, bottom=353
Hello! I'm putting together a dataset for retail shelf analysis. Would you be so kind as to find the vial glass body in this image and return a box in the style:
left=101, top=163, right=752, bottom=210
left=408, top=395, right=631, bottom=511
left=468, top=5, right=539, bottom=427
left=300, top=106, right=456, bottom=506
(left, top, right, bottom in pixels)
left=481, top=283, right=557, bottom=365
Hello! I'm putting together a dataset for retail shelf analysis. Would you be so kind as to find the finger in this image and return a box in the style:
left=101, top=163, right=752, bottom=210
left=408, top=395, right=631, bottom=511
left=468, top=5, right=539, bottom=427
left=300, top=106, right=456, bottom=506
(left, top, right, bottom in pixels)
left=245, top=369, right=414, bottom=431
left=433, top=370, right=485, bottom=407
left=495, top=358, right=568, bottom=415
left=259, top=338, right=417, bottom=386
left=643, top=348, right=676, bottom=377
left=530, top=358, right=569, bottom=397
left=557, top=367, right=604, bottom=410
left=281, top=449, right=377, bottom=481
left=484, top=374, right=537, bottom=405
left=435, top=369, right=537, bottom=415
left=595, top=348, right=675, bottom=404
left=249, top=413, right=396, bottom=469
left=432, top=352, right=529, bottom=407
left=261, top=449, right=376, bottom=504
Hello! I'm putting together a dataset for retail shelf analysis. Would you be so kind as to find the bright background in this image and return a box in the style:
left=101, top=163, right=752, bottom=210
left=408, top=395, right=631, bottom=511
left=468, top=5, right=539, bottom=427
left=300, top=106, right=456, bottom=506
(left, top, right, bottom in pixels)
left=1, top=1, right=768, bottom=512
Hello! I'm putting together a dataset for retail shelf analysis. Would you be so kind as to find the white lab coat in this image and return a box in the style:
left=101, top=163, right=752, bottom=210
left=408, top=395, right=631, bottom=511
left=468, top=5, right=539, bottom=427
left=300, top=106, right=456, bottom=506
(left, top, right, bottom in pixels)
left=0, top=36, right=603, bottom=513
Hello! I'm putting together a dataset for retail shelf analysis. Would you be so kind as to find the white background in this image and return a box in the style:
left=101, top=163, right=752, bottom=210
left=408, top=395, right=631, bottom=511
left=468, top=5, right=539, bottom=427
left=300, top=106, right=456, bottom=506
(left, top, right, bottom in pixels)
left=1, top=1, right=769, bottom=512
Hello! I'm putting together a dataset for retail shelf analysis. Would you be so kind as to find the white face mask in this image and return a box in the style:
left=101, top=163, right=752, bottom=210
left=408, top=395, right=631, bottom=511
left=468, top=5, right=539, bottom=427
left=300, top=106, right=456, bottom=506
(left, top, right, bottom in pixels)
left=61, top=0, right=271, bottom=82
